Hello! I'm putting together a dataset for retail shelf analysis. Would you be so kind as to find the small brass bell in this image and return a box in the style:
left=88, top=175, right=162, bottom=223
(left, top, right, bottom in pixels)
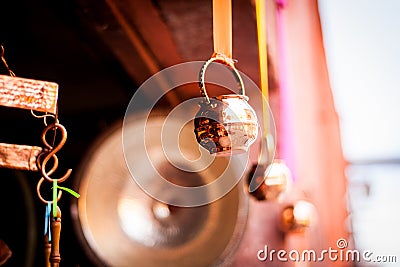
left=194, top=56, right=258, bottom=156
left=279, top=200, right=316, bottom=233
left=247, top=160, right=291, bottom=201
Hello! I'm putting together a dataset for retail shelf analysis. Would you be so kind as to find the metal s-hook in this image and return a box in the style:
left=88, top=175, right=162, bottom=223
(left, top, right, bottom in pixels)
left=40, top=123, right=72, bottom=183
left=36, top=151, right=63, bottom=204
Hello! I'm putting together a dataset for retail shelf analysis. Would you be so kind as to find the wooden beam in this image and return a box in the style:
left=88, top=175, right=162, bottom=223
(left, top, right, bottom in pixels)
left=76, top=0, right=183, bottom=105
left=0, top=143, right=42, bottom=171
left=0, top=75, right=58, bottom=114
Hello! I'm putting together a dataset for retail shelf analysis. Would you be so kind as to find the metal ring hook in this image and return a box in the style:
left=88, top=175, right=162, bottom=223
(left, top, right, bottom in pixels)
left=37, top=177, right=62, bottom=204
left=199, top=54, right=245, bottom=103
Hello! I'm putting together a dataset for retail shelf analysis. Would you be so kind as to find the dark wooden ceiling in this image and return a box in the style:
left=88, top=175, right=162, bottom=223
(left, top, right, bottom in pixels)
left=0, top=0, right=264, bottom=112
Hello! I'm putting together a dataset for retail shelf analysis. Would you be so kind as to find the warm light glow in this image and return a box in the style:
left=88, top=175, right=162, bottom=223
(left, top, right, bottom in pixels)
left=152, top=202, right=171, bottom=220
left=293, top=200, right=315, bottom=226
left=118, top=197, right=155, bottom=246
left=265, top=160, right=291, bottom=186
left=280, top=200, right=316, bottom=233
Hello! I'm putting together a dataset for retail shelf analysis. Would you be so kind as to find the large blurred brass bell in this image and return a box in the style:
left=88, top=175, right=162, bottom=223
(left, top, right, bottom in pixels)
left=71, top=114, right=248, bottom=267
left=194, top=57, right=258, bottom=156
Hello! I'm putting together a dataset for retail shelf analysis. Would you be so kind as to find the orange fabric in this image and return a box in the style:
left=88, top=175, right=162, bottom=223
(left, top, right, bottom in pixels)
left=212, top=0, right=232, bottom=58
left=256, top=0, right=271, bottom=136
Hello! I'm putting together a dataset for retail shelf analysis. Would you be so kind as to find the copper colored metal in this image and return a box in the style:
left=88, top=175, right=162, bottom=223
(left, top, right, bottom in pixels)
left=36, top=177, right=62, bottom=204
left=0, top=143, right=42, bottom=171
left=50, top=206, right=62, bottom=267
left=44, top=235, right=51, bottom=267
left=35, top=123, right=72, bottom=203
left=0, top=75, right=59, bottom=114
left=194, top=57, right=258, bottom=155
left=279, top=200, right=315, bottom=233
left=40, top=123, right=72, bottom=183
left=247, top=160, right=290, bottom=201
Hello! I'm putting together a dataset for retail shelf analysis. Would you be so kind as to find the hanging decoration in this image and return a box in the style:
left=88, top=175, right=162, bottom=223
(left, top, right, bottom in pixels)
left=0, top=45, right=79, bottom=267
left=247, top=160, right=291, bottom=201
left=255, top=0, right=274, bottom=162
left=194, top=0, right=258, bottom=156
left=279, top=200, right=316, bottom=234
left=247, top=0, right=290, bottom=200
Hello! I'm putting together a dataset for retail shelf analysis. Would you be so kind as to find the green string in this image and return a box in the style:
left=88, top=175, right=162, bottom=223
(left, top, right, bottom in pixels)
left=52, top=180, right=80, bottom=218
left=53, top=180, right=57, bottom=218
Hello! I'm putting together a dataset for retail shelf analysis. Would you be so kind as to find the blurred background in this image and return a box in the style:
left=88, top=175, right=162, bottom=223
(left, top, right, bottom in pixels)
left=319, top=0, right=400, bottom=265
left=0, top=0, right=399, bottom=266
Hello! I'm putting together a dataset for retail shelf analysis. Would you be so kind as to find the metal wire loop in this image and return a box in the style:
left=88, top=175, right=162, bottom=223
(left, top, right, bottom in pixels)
left=0, top=45, right=16, bottom=77
left=37, top=177, right=62, bottom=204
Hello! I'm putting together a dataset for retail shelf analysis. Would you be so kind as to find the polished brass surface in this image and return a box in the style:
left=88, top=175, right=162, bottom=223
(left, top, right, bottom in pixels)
left=72, top=115, right=248, bottom=267
left=279, top=200, right=315, bottom=233
left=247, top=160, right=290, bottom=201
left=194, top=95, right=258, bottom=155
left=194, top=58, right=258, bottom=155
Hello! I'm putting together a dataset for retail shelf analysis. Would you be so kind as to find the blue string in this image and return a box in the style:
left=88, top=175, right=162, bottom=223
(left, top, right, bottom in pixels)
left=44, top=202, right=51, bottom=242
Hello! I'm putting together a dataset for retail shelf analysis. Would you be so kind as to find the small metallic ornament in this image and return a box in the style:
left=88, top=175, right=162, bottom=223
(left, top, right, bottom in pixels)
left=194, top=55, right=258, bottom=155
left=247, top=160, right=290, bottom=201
left=279, top=200, right=315, bottom=233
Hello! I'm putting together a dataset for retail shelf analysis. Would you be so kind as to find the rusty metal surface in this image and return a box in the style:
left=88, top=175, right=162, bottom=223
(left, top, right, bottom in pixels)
left=0, top=143, right=42, bottom=171
left=0, top=75, right=58, bottom=114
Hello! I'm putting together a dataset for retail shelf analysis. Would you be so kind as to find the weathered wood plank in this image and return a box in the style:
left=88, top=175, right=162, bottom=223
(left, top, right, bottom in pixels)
left=0, top=75, right=58, bottom=114
left=0, top=143, right=42, bottom=171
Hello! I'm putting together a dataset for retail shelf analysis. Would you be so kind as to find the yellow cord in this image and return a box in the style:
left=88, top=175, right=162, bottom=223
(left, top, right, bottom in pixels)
left=256, top=0, right=270, bottom=136
left=256, top=0, right=275, bottom=161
